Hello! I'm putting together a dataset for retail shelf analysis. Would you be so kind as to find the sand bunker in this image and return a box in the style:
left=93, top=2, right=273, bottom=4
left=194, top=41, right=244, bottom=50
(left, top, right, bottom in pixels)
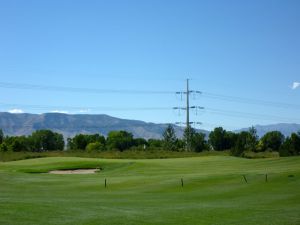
left=49, top=169, right=100, bottom=174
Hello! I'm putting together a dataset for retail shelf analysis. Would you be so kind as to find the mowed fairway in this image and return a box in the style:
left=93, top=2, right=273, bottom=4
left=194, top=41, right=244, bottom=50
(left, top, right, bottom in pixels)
left=0, top=156, right=299, bottom=225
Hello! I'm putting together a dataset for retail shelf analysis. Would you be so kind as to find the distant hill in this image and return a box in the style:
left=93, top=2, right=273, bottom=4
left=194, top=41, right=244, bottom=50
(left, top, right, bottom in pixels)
left=1, top=112, right=298, bottom=140
left=237, top=123, right=300, bottom=137
left=0, top=112, right=209, bottom=139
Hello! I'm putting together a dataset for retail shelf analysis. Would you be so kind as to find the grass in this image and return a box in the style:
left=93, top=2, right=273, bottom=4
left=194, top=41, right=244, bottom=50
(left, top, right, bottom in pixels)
left=0, top=150, right=230, bottom=162
left=0, top=156, right=299, bottom=225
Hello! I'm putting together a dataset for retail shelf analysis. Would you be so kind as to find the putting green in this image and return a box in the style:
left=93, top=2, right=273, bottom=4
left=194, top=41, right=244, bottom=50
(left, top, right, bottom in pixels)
left=0, top=156, right=299, bottom=225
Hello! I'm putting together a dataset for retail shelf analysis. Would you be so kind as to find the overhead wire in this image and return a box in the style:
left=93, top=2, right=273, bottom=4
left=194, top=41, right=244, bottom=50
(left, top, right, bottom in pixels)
left=0, top=82, right=174, bottom=95
left=1, top=81, right=299, bottom=109
left=0, top=102, right=299, bottom=124
left=204, top=107, right=299, bottom=123
left=202, top=91, right=300, bottom=110
left=0, top=102, right=170, bottom=111
left=0, top=81, right=299, bottom=124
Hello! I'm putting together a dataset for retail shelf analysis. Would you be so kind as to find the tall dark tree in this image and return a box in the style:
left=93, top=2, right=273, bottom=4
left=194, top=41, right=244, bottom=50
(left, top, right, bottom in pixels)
left=53, top=133, right=65, bottom=150
left=106, top=130, right=134, bottom=151
left=209, top=127, right=227, bottom=151
left=3, top=136, right=33, bottom=152
left=260, top=131, right=284, bottom=151
left=232, top=127, right=258, bottom=156
left=232, top=131, right=248, bottom=156
left=11, top=136, right=31, bottom=152
left=280, top=132, right=300, bottom=156
left=175, top=138, right=185, bottom=151
left=0, top=143, right=8, bottom=152
left=191, top=132, right=209, bottom=152
left=183, top=127, right=209, bottom=152
left=68, top=134, right=88, bottom=150
left=224, top=131, right=238, bottom=150
left=86, top=134, right=106, bottom=145
left=67, top=134, right=105, bottom=150
left=134, top=138, right=148, bottom=147
left=0, top=129, right=3, bottom=144
left=247, top=126, right=258, bottom=151
left=290, top=132, right=300, bottom=155
left=162, top=124, right=177, bottom=151
left=31, top=130, right=64, bottom=151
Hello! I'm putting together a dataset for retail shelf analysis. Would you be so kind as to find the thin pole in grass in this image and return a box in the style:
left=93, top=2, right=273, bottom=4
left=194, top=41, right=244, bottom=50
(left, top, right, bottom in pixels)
left=243, top=175, right=248, bottom=183
left=265, top=174, right=268, bottom=182
left=181, top=178, right=184, bottom=187
left=105, top=178, right=107, bottom=188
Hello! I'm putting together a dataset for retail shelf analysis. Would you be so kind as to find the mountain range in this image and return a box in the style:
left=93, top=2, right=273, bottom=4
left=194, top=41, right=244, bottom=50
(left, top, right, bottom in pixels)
left=0, top=112, right=299, bottom=139
left=0, top=112, right=190, bottom=139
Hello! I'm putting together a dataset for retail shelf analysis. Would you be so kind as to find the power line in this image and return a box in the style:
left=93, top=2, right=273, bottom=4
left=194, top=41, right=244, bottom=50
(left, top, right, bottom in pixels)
left=0, top=102, right=170, bottom=111
left=205, top=107, right=300, bottom=123
left=0, top=82, right=173, bottom=95
left=1, top=81, right=300, bottom=110
left=202, top=92, right=300, bottom=110
left=0, top=101, right=299, bottom=123
left=1, top=80, right=300, bottom=126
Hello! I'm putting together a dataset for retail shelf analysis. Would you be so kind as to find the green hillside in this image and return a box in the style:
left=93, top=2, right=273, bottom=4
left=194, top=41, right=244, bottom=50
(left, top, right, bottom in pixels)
left=0, top=156, right=299, bottom=225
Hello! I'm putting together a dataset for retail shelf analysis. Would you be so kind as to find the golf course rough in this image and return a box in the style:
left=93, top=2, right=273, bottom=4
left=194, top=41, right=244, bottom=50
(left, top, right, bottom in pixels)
left=0, top=156, right=299, bottom=225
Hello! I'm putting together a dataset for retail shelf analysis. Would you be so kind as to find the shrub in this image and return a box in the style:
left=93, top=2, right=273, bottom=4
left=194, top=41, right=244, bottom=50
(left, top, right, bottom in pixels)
left=0, top=143, right=9, bottom=152
left=85, top=142, right=106, bottom=152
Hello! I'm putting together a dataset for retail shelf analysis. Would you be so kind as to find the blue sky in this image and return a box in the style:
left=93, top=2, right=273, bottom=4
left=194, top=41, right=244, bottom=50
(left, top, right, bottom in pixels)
left=0, top=0, right=299, bottom=131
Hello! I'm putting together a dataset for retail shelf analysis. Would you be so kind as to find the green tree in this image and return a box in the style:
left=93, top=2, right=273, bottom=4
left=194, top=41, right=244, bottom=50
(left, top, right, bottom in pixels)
left=162, top=124, right=177, bottom=151
left=224, top=131, right=238, bottom=150
left=290, top=132, right=300, bottom=155
left=247, top=126, right=258, bottom=151
left=191, top=132, right=209, bottom=152
left=183, top=127, right=209, bottom=152
left=85, top=142, right=106, bottom=152
left=175, top=138, right=185, bottom=151
left=232, top=131, right=249, bottom=156
left=10, top=137, right=27, bottom=152
left=68, top=134, right=88, bottom=150
left=31, top=130, right=64, bottom=151
left=68, top=134, right=105, bottom=150
left=0, top=129, right=3, bottom=144
left=106, top=130, right=134, bottom=151
left=280, top=132, right=300, bottom=156
left=209, top=127, right=239, bottom=151
left=54, top=133, right=65, bottom=150
left=148, top=139, right=163, bottom=149
left=4, top=136, right=32, bottom=152
left=232, top=127, right=258, bottom=156
left=0, top=143, right=8, bottom=152
left=134, top=138, right=148, bottom=147
left=260, top=131, right=284, bottom=151
left=280, top=137, right=292, bottom=156
left=86, top=134, right=106, bottom=145
left=209, top=127, right=227, bottom=151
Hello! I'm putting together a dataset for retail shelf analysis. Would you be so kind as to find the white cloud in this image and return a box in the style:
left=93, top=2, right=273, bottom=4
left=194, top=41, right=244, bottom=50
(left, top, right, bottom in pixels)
left=51, top=110, right=69, bottom=114
left=79, top=109, right=91, bottom=113
left=291, top=82, right=300, bottom=90
left=8, top=109, right=24, bottom=114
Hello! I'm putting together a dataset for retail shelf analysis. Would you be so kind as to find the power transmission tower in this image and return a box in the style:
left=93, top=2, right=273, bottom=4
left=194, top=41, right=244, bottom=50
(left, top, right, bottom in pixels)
left=174, top=79, right=204, bottom=151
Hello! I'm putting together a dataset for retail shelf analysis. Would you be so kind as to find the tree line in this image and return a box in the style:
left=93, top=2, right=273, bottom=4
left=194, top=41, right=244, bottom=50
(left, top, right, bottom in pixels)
left=0, top=129, right=64, bottom=152
left=208, top=126, right=300, bottom=157
left=0, top=125, right=299, bottom=157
